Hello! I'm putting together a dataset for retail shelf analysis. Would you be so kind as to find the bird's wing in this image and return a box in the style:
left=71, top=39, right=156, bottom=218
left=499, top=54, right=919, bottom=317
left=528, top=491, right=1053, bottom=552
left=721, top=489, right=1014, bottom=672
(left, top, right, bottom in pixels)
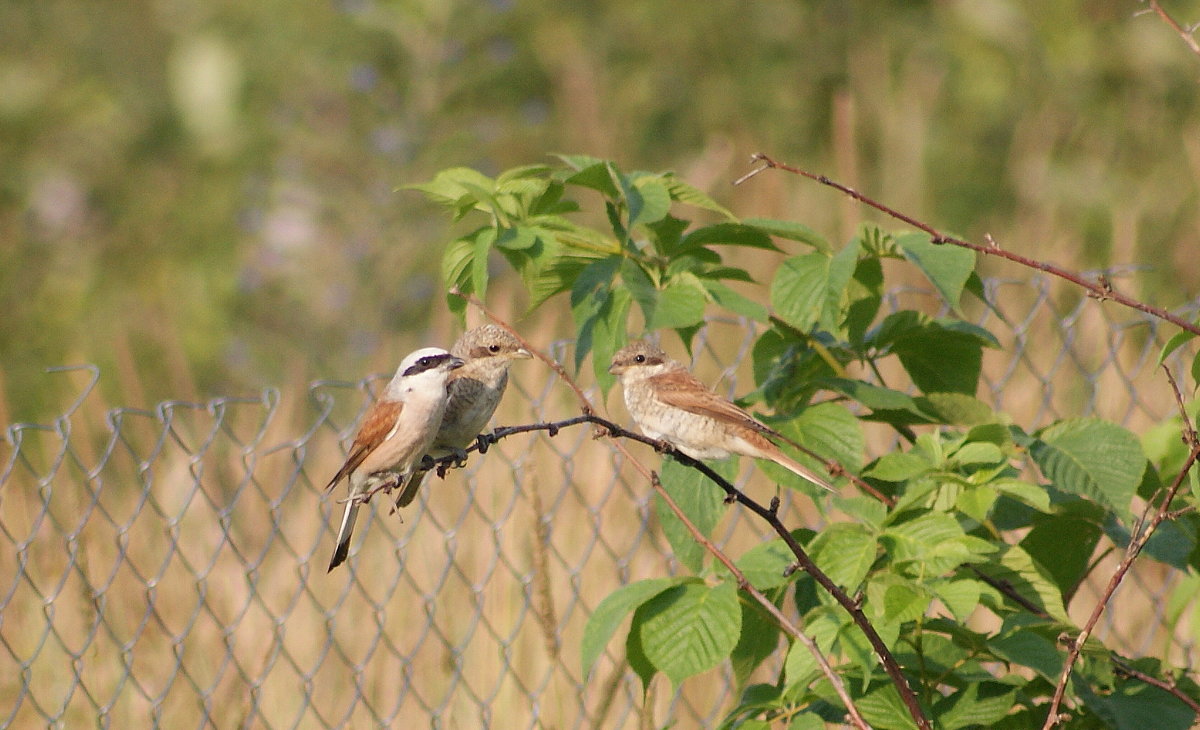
left=647, top=369, right=792, bottom=444
left=325, top=399, right=404, bottom=489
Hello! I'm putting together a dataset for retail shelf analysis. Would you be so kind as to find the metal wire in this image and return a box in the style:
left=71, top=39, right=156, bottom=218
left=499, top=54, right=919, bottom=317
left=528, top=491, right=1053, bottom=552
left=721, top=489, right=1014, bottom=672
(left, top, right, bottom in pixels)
left=2, top=275, right=1199, bottom=728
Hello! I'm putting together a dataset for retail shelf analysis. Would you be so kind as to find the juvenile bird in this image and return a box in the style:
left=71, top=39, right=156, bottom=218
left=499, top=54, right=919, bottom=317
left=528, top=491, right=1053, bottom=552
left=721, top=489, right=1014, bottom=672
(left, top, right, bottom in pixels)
left=391, top=324, right=532, bottom=509
left=609, top=341, right=836, bottom=493
left=326, top=347, right=464, bottom=572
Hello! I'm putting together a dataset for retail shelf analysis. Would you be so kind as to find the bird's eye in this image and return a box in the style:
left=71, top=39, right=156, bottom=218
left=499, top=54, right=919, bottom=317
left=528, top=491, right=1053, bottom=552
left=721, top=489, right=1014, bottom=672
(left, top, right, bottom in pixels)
left=634, top=354, right=646, bottom=364
left=489, top=344, right=501, bottom=353
left=418, top=357, right=433, bottom=367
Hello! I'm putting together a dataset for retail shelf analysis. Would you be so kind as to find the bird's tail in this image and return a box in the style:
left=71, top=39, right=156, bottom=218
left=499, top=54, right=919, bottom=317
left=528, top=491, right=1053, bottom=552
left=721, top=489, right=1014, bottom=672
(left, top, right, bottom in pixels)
left=328, top=481, right=364, bottom=572
left=393, top=470, right=428, bottom=509
left=772, top=450, right=838, bottom=494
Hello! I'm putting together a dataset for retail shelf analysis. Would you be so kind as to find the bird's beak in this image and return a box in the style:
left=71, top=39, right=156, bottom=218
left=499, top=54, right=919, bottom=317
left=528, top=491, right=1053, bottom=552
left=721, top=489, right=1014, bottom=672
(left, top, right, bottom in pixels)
left=449, top=357, right=466, bottom=370
left=607, top=362, right=620, bottom=375
left=514, top=348, right=533, bottom=360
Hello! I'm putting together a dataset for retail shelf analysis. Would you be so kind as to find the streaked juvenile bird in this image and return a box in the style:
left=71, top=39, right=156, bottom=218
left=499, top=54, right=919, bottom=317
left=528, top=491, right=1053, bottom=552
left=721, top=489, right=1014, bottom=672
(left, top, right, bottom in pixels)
left=392, top=324, right=532, bottom=508
left=609, top=340, right=836, bottom=493
left=326, top=347, right=464, bottom=572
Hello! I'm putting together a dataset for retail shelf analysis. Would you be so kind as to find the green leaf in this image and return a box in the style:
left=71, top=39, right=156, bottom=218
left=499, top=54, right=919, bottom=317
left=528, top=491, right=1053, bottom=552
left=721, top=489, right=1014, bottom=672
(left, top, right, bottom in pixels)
left=864, top=452, right=932, bottom=482
left=408, top=166, right=496, bottom=208
left=935, top=681, right=1017, bottom=730
left=730, top=596, right=782, bottom=687
left=982, top=545, right=1071, bottom=622
left=896, top=232, right=976, bottom=308
left=854, top=684, right=922, bottom=730
left=581, top=577, right=683, bottom=678
left=702, top=280, right=769, bottom=323
left=809, top=523, right=878, bottom=589
left=638, top=581, right=742, bottom=684
left=625, top=609, right=656, bottom=693
left=742, top=217, right=832, bottom=253
left=891, top=327, right=985, bottom=395
left=679, top=222, right=781, bottom=252
left=1158, top=330, right=1196, bottom=366
left=1020, top=515, right=1103, bottom=599
left=629, top=176, right=672, bottom=228
left=931, top=579, right=982, bottom=621
left=655, top=457, right=732, bottom=573
left=770, top=253, right=831, bottom=332
left=646, top=276, right=708, bottom=329
left=918, top=393, right=997, bottom=426
left=817, top=378, right=932, bottom=420
left=662, top=175, right=736, bottom=219
left=471, top=227, right=494, bottom=301
left=559, top=157, right=620, bottom=198
left=1031, top=418, right=1145, bottom=520
left=735, top=531, right=810, bottom=590
left=988, top=626, right=1063, bottom=682
left=494, top=226, right=538, bottom=250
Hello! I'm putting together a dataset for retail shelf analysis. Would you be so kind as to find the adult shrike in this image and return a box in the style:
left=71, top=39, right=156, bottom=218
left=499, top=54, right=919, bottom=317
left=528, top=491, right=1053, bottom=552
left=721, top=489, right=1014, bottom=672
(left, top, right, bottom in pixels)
left=392, top=324, right=532, bottom=509
left=609, top=340, right=836, bottom=493
left=326, top=347, right=464, bottom=572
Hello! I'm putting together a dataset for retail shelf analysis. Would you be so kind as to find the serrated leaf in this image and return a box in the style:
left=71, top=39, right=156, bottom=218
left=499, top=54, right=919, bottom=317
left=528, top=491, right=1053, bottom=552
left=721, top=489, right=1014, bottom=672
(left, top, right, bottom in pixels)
left=494, top=226, right=538, bottom=250
left=1031, top=418, right=1145, bottom=520
left=896, top=232, right=976, bottom=308
left=854, top=684, right=922, bottom=730
left=770, top=253, right=831, bottom=332
left=638, top=581, right=742, bottom=684
left=931, top=579, right=982, bottom=621
left=984, top=545, right=1070, bottom=622
left=935, top=681, right=1017, bottom=730
left=1021, top=515, right=1103, bottom=599
left=864, top=452, right=932, bottom=482
left=471, top=227, right=494, bottom=301
left=662, top=175, right=735, bottom=219
left=655, top=457, right=732, bottom=573
left=560, top=158, right=620, bottom=198
left=809, top=524, right=878, bottom=589
left=730, top=597, right=782, bottom=687
left=581, top=577, right=683, bottom=678
left=742, top=217, right=832, bottom=252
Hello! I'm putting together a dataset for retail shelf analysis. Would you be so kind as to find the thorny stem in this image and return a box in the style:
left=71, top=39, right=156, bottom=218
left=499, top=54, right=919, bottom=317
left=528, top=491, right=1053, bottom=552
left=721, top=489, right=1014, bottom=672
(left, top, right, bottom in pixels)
left=736, top=154, right=1200, bottom=339
left=419, top=414, right=918, bottom=730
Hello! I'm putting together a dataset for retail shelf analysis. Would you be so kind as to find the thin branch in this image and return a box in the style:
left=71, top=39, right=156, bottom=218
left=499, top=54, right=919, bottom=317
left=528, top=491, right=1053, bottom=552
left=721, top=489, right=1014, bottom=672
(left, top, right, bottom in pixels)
left=1112, top=658, right=1200, bottom=714
left=1042, top=443, right=1200, bottom=728
left=1144, top=0, right=1200, bottom=58
left=737, top=154, right=1200, bottom=338
left=419, top=414, right=922, bottom=730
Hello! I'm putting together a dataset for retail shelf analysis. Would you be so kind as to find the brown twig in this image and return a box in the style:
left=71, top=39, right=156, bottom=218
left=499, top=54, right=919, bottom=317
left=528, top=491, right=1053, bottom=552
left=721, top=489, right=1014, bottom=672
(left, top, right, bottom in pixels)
left=736, top=154, right=1200, bottom=338
left=1112, top=658, right=1200, bottom=714
left=1143, top=0, right=1200, bottom=58
left=458, top=298, right=922, bottom=728
left=1042, top=443, right=1200, bottom=728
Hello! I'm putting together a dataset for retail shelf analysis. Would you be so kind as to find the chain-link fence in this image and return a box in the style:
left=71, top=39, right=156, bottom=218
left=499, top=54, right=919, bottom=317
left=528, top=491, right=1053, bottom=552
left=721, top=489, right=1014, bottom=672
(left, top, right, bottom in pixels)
left=3, top=275, right=1199, bottom=729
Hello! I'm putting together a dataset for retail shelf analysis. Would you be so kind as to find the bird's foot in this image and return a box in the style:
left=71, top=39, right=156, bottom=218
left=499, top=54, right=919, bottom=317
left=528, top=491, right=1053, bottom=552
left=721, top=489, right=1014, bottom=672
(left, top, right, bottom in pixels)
left=653, top=438, right=674, bottom=455
left=476, top=431, right=496, bottom=454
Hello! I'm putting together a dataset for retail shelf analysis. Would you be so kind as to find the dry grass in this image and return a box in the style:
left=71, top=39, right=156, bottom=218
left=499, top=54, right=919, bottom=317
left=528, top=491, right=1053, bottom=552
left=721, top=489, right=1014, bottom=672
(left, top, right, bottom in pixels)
left=3, top=279, right=1199, bottom=728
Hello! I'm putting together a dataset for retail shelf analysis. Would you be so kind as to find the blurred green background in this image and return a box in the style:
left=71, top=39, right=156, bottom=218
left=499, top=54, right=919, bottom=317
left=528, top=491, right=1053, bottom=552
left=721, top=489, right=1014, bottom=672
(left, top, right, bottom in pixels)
left=3, top=0, right=1198, bottom=418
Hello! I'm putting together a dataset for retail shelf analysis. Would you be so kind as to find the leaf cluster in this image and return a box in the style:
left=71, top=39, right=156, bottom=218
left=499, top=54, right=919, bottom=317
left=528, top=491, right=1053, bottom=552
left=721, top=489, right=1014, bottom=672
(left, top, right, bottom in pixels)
left=416, top=158, right=1200, bottom=729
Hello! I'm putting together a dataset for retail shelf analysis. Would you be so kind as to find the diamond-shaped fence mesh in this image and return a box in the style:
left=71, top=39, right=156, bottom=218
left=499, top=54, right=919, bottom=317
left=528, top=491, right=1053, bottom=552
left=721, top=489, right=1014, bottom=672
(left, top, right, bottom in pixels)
left=3, top=275, right=1199, bottom=728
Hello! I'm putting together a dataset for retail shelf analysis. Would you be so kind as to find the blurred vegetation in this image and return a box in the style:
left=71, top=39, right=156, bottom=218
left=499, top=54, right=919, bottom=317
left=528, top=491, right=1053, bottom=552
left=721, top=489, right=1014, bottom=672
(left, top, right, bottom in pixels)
left=2, top=0, right=1198, bottom=418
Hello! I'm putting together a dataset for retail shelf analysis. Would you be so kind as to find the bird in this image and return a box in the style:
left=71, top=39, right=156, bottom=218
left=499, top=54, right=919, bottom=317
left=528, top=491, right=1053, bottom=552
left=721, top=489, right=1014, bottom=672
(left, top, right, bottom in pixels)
left=391, top=325, right=532, bottom=509
left=326, top=347, right=465, bottom=572
left=608, top=340, right=836, bottom=493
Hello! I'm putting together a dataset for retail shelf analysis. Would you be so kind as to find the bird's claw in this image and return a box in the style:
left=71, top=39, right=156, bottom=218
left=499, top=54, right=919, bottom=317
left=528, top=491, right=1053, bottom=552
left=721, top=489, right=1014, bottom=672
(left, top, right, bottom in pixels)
left=475, top=432, right=494, bottom=455
left=653, top=439, right=673, bottom=455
